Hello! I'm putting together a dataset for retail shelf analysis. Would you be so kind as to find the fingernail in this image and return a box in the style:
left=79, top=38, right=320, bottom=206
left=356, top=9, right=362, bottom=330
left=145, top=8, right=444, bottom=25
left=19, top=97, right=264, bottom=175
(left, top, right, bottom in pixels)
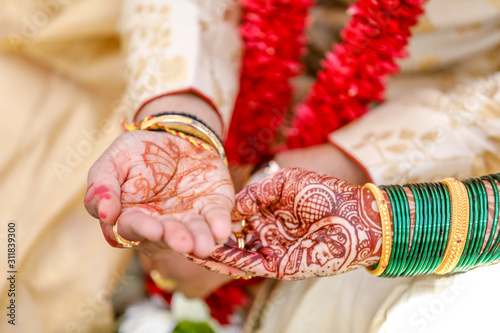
left=216, top=238, right=229, bottom=244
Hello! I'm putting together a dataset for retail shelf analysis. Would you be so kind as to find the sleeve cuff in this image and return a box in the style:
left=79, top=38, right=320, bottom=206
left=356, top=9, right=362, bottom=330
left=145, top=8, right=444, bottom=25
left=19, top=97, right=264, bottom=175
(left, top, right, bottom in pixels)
left=328, top=138, right=374, bottom=184
left=328, top=88, right=485, bottom=185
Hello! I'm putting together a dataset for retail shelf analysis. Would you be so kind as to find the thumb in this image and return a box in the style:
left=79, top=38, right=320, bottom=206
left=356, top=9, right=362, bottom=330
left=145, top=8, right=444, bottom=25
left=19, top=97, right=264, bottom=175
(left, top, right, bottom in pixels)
left=84, top=154, right=124, bottom=225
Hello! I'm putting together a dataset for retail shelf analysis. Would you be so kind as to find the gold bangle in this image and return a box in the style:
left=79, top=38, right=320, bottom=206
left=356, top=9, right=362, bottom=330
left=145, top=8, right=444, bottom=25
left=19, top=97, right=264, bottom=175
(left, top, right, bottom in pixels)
left=141, top=115, right=228, bottom=166
left=435, top=178, right=470, bottom=274
left=150, top=269, right=177, bottom=292
left=363, top=183, right=392, bottom=276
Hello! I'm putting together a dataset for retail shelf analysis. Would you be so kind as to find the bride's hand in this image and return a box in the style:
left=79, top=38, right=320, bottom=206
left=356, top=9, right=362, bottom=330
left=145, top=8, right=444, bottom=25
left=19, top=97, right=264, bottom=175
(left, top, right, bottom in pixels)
left=190, top=168, right=383, bottom=280
left=84, top=130, right=234, bottom=258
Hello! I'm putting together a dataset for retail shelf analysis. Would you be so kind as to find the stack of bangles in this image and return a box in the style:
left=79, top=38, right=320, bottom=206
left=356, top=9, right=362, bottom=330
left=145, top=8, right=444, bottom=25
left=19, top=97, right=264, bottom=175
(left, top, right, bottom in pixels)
left=122, top=112, right=228, bottom=166
left=364, top=175, right=500, bottom=277
left=113, top=113, right=228, bottom=248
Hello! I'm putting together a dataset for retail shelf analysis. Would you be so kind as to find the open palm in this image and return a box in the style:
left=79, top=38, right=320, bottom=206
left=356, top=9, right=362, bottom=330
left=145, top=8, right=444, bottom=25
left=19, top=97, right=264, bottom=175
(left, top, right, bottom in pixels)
left=84, top=130, right=234, bottom=257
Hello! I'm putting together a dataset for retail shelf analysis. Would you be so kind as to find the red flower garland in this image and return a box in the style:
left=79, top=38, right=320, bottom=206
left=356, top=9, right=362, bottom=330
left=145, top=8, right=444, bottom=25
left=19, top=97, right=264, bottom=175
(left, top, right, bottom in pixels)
left=225, top=0, right=426, bottom=164
left=225, top=0, right=313, bottom=165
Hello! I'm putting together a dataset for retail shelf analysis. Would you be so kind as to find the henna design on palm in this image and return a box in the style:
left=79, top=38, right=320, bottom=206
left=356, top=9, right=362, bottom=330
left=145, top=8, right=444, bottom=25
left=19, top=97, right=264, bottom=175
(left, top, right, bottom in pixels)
left=85, top=131, right=234, bottom=255
left=119, top=139, right=231, bottom=215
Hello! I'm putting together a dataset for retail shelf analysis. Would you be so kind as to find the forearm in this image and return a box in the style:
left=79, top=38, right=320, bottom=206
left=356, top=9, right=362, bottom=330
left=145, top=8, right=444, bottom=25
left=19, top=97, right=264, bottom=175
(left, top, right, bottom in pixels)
left=274, top=143, right=370, bottom=185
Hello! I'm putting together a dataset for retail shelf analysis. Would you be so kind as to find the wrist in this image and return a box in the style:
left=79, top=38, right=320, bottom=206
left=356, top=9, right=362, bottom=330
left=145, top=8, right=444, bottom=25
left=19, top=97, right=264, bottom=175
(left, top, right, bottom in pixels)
left=125, top=114, right=227, bottom=165
left=359, top=186, right=387, bottom=269
left=135, top=92, right=223, bottom=137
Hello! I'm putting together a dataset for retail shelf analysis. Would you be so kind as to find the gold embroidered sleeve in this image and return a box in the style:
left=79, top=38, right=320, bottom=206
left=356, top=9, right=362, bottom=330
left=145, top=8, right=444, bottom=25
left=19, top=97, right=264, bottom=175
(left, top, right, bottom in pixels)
left=118, top=0, right=241, bottom=129
left=330, top=72, right=500, bottom=184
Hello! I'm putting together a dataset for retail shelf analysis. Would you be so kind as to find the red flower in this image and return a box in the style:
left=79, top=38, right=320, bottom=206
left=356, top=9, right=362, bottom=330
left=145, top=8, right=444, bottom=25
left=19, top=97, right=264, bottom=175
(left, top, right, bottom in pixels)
left=226, top=0, right=426, bottom=162
left=146, top=275, right=262, bottom=326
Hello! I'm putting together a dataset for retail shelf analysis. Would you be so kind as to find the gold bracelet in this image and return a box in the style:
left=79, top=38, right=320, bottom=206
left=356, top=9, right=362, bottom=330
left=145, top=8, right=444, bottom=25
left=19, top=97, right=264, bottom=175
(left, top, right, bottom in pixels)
left=363, top=183, right=392, bottom=276
left=141, top=115, right=228, bottom=166
left=435, top=178, right=470, bottom=274
left=150, top=269, right=177, bottom=292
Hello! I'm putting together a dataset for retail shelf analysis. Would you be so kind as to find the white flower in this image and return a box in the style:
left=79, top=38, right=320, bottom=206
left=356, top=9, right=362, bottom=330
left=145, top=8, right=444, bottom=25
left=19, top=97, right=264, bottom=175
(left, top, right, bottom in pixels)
left=119, top=296, right=176, bottom=333
left=118, top=293, right=242, bottom=333
left=170, top=292, right=212, bottom=323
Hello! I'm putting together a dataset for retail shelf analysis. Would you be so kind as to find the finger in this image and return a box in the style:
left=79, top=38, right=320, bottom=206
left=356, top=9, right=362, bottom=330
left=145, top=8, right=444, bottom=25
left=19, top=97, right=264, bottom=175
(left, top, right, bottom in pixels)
left=117, top=209, right=164, bottom=242
left=138, top=241, right=175, bottom=260
left=210, top=244, right=272, bottom=277
left=201, top=202, right=233, bottom=243
left=187, top=243, right=275, bottom=278
left=85, top=156, right=125, bottom=225
left=231, top=176, right=282, bottom=221
left=187, top=256, right=248, bottom=277
left=181, top=215, right=216, bottom=258
left=100, top=221, right=119, bottom=247
left=160, top=216, right=195, bottom=254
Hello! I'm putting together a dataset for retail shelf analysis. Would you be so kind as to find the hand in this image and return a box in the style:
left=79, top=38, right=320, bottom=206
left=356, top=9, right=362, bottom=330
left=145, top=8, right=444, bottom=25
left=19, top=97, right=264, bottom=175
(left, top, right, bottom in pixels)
left=84, top=130, right=234, bottom=257
left=189, top=168, right=382, bottom=280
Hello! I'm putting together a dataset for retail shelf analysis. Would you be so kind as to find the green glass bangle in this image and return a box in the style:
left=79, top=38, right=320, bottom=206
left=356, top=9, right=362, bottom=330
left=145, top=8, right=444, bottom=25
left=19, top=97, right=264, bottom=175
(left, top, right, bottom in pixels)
left=422, top=183, right=441, bottom=274
left=400, top=184, right=421, bottom=276
left=488, top=174, right=500, bottom=262
left=431, top=182, right=451, bottom=273
left=479, top=175, right=499, bottom=264
left=459, top=179, right=479, bottom=270
left=393, top=185, right=411, bottom=276
left=379, top=185, right=408, bottom=277
left=404, top=183, right=427, bottom=276
left=469, top=178, right=488, bottom=267
left=416, top=183, right=437, bottom=275
left=463, top=178, right=486, bottom=270
left=433, top=182, right=449, bottom=273
left=410, top=183, right=431, bottom=275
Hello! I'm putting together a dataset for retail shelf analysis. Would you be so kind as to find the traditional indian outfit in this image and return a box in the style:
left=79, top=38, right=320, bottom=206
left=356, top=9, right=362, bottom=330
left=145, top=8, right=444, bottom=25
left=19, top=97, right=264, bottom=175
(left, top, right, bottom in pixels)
left=1, top=0, right=500, bottom=332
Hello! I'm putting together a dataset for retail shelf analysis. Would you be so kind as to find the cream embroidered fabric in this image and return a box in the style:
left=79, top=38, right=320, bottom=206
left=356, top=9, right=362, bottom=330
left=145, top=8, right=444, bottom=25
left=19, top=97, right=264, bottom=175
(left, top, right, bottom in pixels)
left=330, top=1, right=500, bottom=186
left=119, top=0, right=241, bottom=128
